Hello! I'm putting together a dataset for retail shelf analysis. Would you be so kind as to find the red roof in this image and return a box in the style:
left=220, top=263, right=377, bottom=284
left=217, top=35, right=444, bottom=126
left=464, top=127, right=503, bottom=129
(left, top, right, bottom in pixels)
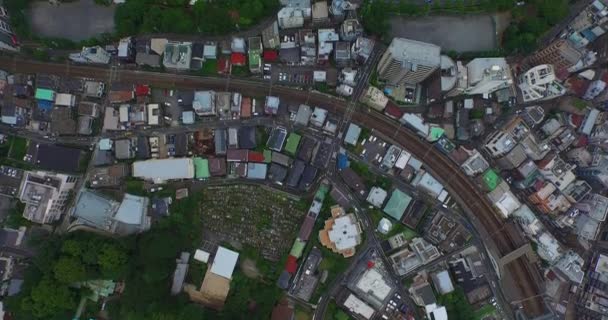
left=248, top=151, right=265, bottom=162
left=135, top=84, right=150, bottom=96
left=603, top=72, right=608, bottom=83
left=576, top=135, right=588, bottom=147
left=231, top=53, right=246, bottom=66
left=241, top=97, right=252, bottom=118
left=263, top=50, right=278, bottom=62
left=384, top=102, right=404, bottom=119
left=367, top=261, right=375, bottom=269
left=285, top=255, right=298, bottom=274
left=217, top=57, right=231, bottom=74
left=569, top=114, right=584, bottom=128
left=568, top=78, right=590, bottom=97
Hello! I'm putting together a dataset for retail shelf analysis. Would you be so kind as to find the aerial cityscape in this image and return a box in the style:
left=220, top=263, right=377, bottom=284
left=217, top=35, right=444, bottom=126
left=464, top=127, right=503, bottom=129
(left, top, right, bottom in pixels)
left=0, top=0, right=607, bottom=319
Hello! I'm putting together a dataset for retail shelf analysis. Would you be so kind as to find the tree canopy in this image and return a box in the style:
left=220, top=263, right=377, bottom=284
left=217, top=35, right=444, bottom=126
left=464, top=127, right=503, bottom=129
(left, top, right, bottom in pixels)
left=114, top=0, right=280, bottom=36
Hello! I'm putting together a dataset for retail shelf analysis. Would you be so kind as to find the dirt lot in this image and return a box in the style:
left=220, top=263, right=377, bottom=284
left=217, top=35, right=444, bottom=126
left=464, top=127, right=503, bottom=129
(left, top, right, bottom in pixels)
left=29, top=0, right=115, bottom=41
left=389, top=14, right=498, bottom=52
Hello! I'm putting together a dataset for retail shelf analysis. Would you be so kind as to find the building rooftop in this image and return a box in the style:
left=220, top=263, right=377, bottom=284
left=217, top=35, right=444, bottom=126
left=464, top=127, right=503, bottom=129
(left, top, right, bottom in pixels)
left=72, top=189, right=119, bottom=230
left=114, top=193, right=149, bottom=227
left=384, top=189, right=412, bottom=220
left=210, top=246, right=239, bottom=280
left=132, top=158, right=195, bottom=183
left=386, top=38, right=441, bottom=68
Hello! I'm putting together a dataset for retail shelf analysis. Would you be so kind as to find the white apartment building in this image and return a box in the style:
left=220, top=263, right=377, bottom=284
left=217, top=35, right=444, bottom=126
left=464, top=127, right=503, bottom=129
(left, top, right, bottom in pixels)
left=18, top=171, right=79, bottom=224
left=377, top=38, right=440, bottom=86
left=518, top=64, right=566, bottom=102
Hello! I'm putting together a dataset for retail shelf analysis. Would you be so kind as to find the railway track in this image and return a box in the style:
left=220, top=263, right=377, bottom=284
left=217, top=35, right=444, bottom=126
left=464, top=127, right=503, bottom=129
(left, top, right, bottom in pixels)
left=0, top=57, right=545, bottom=316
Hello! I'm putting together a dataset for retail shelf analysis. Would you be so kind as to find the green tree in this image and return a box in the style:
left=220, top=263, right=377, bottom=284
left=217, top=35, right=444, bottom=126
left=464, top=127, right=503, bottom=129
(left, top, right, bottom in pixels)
left=98, top=243, right=128, bottom=278
left=361, top=0, right=390, bottom=38
left=53, top=256, right=86, bottom=284
left=21, top=278, right=76, bottom=319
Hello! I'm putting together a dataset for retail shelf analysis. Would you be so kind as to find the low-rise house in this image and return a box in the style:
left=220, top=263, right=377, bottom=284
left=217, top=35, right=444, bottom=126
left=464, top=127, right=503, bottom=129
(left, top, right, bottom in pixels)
left=69, top=46, right=111, bottom=64
left=163, top=42, right=192, bottom=70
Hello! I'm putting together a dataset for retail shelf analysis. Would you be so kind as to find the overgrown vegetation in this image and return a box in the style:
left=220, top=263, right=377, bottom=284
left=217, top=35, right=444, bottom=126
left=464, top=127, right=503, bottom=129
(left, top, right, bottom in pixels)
left=114, top=0, right=280, bottom=36
left=502, top=0, right=570, bottom=54
left=437, top=289, right=475, bottom=320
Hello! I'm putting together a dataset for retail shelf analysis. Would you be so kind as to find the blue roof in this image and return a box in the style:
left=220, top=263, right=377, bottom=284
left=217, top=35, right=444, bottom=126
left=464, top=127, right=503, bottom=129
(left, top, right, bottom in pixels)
left=247, top=163, right=267, bottom=179
left=581, top=29, right=598, bottom=41
left=37, top=100, right=53, bottom=111
left=73, top=190, right=118, bottom=229
left=337, top=153, right=348, bottom=170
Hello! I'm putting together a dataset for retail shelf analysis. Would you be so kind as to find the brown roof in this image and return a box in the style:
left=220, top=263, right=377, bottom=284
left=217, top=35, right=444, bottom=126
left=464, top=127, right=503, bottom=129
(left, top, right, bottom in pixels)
left=108, top=90, right=134, bottom=103
left=241, top=97, right=252, bottom=118
left=271, top=299, right=294, bottom=320
left=209, top=157, right=227, bottom=176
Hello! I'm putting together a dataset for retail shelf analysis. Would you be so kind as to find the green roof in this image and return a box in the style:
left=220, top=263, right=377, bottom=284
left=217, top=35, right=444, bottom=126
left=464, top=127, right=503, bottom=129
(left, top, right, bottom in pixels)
left=249, top=52, right=261, bottom=68
left=290, top=239, right=306, bottom=258
left=35, top=88, right=55, bottom=101
left=285, top=133, right=301, bottom=156
left=263, top=149, right=272, bottom=163
left=483, top=169, right=500, bottom=191
left=429, top=127, right=445, bottom=142
left=383, top=189, right=412, bottom=220
left=193, top=157, right=210, bottom=179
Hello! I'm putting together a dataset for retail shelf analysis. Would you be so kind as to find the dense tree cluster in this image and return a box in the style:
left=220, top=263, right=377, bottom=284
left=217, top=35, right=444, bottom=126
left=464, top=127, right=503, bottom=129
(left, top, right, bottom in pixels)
left=114, top=0, right=280, bottom=36
left=5, top=233, right=129, bottom=319
left=503, top=0, right=569, bottom=53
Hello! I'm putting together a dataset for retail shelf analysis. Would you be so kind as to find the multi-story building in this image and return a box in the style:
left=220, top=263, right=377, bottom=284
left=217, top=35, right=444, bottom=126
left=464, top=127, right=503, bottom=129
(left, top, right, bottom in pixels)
left=463, top=58, right=514, bottom=95
left=517, top=64, right=566, bottom=102
left=18, top=171, right=79, bottom=224
left=376, top=38, right=441, bottom=86
left=525, top=39, right=583, bottom=71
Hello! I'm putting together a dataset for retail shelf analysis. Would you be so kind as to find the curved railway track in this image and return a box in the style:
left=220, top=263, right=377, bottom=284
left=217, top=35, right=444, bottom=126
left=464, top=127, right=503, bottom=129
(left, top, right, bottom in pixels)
left=0, top=57, right=544, bottom=316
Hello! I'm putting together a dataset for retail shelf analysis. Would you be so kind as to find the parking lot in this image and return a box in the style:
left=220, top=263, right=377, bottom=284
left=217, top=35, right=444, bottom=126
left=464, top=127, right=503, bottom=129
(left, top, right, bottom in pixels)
left=273, top=66, right=313, bottom=86
left=151, top=88, right=181, bottom=126
left=29, top=0, right=116, bottom=41
left=389, top=15, right=497, bottom=52
left=0, top=166, right=25, bottom=197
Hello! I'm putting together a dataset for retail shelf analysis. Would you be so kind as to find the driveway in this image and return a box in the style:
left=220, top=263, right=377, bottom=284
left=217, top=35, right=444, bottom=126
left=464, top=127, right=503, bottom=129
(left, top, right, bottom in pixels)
left=389, top=15, right=497, bottom=52
left=28, top=0, right=115, bottom=41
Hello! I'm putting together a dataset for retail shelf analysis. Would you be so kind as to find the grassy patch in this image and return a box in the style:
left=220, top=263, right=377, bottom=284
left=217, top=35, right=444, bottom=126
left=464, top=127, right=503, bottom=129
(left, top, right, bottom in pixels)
left=8, top=137, right=28, bottom=161
left=186, top=261, right=207, bottom=285
left=295, top=306, right=313, bottom=320
left=231, top=65, right=250, bottom=77
left=324, top=300, right=349, bottom=320
left=474, top=304, right=497, bottom=320
left=125, top=179, right=146, bottom=196
left=201, top=60, right=218, bottom=76
left=572, top=98, right=587, bottom=111
left=438, top=288, right=475, bottom=320
left=2, top=201, right=30, bottom=229
left=350, top=160, right=392, bottom=189
left=382, top=223, right=418, bottom=240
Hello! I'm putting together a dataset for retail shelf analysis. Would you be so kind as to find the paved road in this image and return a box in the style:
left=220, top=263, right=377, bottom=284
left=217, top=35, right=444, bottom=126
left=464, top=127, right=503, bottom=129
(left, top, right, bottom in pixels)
left=0, top=56, right=544, bottom=317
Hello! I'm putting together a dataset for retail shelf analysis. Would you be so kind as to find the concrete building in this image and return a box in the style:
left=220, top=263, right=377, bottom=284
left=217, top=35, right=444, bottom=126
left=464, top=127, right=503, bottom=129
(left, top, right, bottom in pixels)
left=132, top=158, right=195, bottom=183
left=377, top=38, right=441, bottom=86
left=462, top=58, right=514, bottom=96
left=312, top=1, right=329, bottom=24
left=319, top=205, right=362, bottom=257
left=360, top=86, right=388, bottom=111
left=278, top=7, right=306, bottom=29
left=18, top=171, right=78, bottom=224
left=526, top=39, right=583, bottom=71
left=163, top=42, right=192, bottom=70
left=518, top=64, right=566, bottom=102
left=193, top=91, right=216, bottom=116
left=262, top=21, right=280, bottom=49
left=366, top=187, right=388, bottom=208
left=69, top=46, right=111, bottom=64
